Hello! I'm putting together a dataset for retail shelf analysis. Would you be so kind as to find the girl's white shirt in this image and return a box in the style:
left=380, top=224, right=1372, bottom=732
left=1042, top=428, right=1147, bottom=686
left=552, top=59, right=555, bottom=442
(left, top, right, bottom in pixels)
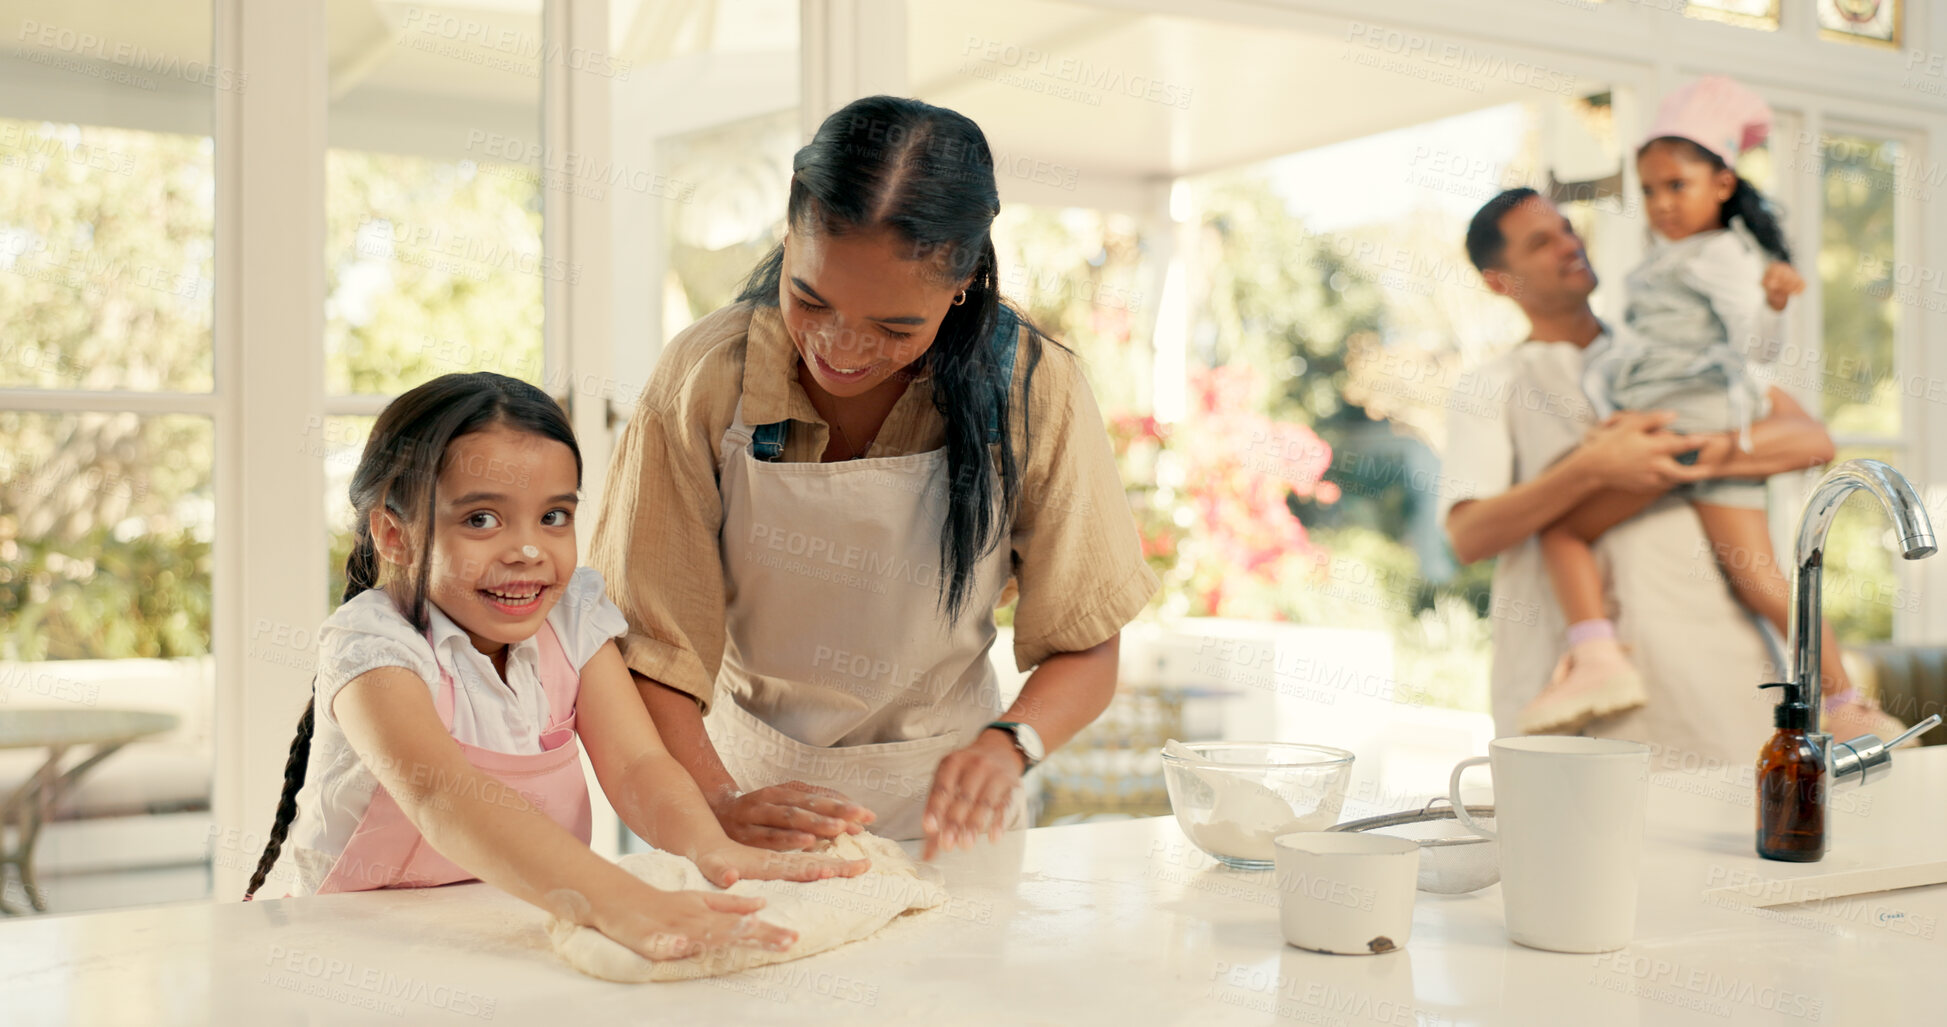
left=281, top=566, right=626, bottom=895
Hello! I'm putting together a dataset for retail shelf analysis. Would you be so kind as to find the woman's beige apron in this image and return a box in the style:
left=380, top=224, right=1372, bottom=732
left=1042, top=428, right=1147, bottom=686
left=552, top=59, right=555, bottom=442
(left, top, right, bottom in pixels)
left=704, top=313, right=1026, bottom=841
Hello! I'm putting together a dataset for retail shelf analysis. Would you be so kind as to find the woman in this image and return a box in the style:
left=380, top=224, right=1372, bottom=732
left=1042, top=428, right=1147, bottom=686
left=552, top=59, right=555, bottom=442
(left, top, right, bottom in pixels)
left=590, top=96, right=1158, bottom=859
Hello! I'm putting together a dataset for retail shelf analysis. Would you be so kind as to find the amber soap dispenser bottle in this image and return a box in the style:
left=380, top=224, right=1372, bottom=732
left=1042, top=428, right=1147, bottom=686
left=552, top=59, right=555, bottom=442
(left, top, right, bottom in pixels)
left=1757, top=681, right=1826, bottom=862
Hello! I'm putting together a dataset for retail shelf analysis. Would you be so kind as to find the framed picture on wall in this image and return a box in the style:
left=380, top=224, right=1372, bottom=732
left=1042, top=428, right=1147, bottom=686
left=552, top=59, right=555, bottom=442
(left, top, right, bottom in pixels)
left=1818, top=0, right=1901, bottom=48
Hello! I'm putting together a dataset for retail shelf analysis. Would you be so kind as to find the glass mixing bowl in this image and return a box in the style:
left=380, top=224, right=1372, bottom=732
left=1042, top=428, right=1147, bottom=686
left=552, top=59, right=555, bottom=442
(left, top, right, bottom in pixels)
left=1161, top=741, right=1356, bottom=870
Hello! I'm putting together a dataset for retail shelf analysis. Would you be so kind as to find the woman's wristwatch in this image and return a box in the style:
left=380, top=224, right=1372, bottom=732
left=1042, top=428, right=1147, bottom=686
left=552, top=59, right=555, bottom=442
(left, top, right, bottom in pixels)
left=986, top=721, right=1045, bottom=774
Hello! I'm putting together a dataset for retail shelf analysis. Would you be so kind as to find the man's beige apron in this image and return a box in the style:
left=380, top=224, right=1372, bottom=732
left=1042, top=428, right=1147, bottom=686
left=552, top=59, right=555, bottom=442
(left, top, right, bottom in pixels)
left=704, top=322, right=1026, bottom=841
left=1484, top=339, right=1777, bottom=770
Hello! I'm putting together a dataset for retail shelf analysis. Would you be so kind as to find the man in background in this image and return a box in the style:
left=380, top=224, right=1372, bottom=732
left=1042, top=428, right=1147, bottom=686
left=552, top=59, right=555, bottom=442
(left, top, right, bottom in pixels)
left=1441, top=188, right=1834, bottom=765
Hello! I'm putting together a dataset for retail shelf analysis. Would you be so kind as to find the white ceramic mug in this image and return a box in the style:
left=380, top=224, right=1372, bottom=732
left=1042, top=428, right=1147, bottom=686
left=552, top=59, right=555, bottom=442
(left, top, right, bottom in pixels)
left=1273, top=832, right=1420, bottom=955
left=1447, top=736, right=1650, bottom=953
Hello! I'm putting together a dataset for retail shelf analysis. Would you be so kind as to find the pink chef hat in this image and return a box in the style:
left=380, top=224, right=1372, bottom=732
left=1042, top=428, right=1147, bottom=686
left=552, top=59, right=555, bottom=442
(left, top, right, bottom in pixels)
left=1641, top=75, right=1772, bottom=167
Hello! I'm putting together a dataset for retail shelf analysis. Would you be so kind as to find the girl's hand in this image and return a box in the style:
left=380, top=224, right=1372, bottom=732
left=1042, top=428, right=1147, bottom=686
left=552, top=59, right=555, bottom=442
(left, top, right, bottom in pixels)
left=576, top=881, right=795, bottom=962
left=693, top=841, right=870, bottom=888
left=1577, top=410, right=1692, bottom=493
left=1668, top=431, right=1738, bottom=481
left=921, top=731, right=1022, bottom=861
left=710, top=781, right=875, bottom=851
left=1761, top=261, right=1805, bottom=313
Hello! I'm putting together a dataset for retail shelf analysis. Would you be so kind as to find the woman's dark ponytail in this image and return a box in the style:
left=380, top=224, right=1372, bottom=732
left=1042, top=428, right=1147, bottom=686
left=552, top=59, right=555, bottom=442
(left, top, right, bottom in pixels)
left=243, top=373, right=578, bottom=899
left=735, top=95, right=1056, bottom=621
left=922, top=236, right=1042, bottom=621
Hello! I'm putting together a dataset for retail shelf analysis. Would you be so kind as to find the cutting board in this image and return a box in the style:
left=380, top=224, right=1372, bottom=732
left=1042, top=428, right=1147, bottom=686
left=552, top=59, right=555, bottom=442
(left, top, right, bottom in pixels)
left=1704, top=859, right=1947, bottom=908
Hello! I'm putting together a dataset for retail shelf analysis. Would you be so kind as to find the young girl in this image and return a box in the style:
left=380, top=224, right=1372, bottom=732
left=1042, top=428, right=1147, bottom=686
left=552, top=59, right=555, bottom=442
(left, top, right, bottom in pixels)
left=1521, top=76, right=1904, bottom=742
left=243, top=372, right=866, bottom=962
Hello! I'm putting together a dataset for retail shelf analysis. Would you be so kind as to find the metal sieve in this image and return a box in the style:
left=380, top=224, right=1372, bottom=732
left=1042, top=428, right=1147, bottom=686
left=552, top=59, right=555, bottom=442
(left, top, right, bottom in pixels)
left=1329, top=797, right=1499, bottom=894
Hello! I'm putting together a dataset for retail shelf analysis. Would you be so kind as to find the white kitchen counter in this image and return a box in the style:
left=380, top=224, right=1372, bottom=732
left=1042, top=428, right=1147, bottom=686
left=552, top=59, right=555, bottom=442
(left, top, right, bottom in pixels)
left=4, top=746, right=1943, bottom=1027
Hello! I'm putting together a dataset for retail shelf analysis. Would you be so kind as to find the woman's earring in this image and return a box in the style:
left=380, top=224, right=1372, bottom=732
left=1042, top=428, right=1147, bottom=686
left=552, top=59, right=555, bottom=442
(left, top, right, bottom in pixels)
left=952, top=290, right=968, bottom=306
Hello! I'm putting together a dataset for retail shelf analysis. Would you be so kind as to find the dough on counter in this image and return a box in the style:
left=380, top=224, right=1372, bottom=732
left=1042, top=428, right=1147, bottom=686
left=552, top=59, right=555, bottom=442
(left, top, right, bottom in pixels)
left=547, top=832, right=948, bottom=983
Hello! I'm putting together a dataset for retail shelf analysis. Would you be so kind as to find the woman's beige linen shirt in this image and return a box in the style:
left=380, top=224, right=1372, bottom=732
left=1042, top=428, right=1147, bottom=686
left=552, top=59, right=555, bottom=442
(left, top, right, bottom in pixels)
left=588, top=301, right=1160, bottom=712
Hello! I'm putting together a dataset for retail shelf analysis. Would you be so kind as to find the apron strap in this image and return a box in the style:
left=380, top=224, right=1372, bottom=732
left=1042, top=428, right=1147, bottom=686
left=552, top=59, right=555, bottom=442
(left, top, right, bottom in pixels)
left=750, top=421, right=787, bottom=462
left=746, top=305, right=1022, bottom=460
left=986, top=305, right=1019, bottom=443
left=534, top=620, right=578, bottom=727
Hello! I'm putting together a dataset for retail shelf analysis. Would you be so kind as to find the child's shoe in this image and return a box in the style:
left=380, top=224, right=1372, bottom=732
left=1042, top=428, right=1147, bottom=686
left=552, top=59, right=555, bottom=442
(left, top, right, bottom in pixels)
left=1518, top=638, right=1649, bottom=734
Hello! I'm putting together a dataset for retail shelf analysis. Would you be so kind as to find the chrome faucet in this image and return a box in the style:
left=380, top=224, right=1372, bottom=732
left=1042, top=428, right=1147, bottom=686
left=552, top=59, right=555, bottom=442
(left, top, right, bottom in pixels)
left=1787, top=459, right=1940, bottom=786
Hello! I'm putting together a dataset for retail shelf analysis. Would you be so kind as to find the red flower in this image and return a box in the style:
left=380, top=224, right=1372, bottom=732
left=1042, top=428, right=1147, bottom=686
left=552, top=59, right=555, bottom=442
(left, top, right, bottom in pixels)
left=1121, top=365, right=1335, bottom=617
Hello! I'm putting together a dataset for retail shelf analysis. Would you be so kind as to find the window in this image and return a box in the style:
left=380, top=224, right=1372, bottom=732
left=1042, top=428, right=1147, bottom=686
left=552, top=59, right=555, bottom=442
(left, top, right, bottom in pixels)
left=659, top=109, right=797, bottom=335
left=0, top=0, right=218, bottom=912
left=320, top=0, right=548, bottom=586
left=2, top=413, right=212, bottom=660
left=0, top=122, right=214, bottom=392
left=1819, top=134, right=1902, bottom=441
left=1814, top=131, right=1910, bottom=644
left=0, top=119, right=218, bottom=646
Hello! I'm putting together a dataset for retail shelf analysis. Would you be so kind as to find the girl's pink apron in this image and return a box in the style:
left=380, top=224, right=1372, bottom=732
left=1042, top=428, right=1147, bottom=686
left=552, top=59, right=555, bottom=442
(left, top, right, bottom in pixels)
left=314, top=622, right=592, bottom=894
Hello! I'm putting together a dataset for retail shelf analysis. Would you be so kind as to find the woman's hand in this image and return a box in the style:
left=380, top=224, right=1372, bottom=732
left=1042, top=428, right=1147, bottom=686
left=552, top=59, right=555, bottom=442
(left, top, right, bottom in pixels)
left=709, top=781, right=876, bottom=851
left=692, top=840, right=870, bottom=888
left=921, top=731, right=1023, bottom=860
left=573, top=880, right=794, bottom=962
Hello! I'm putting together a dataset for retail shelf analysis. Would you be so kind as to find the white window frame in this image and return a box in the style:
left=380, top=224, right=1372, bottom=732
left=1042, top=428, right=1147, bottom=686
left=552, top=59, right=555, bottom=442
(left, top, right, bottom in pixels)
left=209, top=0, right=327, bottom=899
